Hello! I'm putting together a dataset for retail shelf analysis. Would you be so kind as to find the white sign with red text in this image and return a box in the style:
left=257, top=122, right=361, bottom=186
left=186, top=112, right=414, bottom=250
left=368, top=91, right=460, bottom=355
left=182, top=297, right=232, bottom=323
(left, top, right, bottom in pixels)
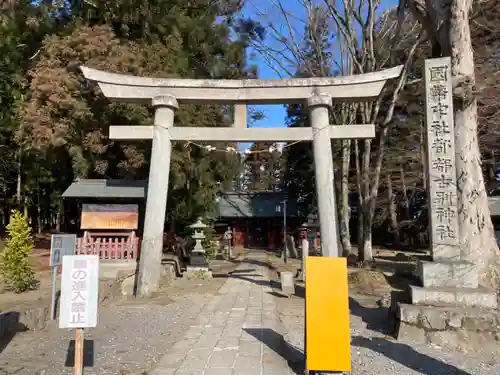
left=59, top=255, right=100, bottom=329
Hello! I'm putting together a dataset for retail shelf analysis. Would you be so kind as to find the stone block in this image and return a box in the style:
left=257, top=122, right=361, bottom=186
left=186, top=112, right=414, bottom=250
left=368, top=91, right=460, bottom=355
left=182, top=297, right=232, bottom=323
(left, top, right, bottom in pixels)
left=417, top=260, right=478, bottom=288
left=462, top=314, right=500, bottom=331
left=190, top=252, right=208, bottom=267
left=120, top=274, right=136, bottom=296
left=426, top=330, right=460, bottom=347
left=396, top=322, right=427, bottom=344
left=399, top=303, right=448, bottom=330
left=100, top=260, right=137, bottom=280
left=410, top=285, right=498, bottom=309
left=160, top=263, right=176, bottom=286
left=432, top=244, right=461, bottom=262
left=395, top=303, right=500, bottom=350
left=183, top=266, right=212, bottom=279
left=280, top=271, right=295, bottom=296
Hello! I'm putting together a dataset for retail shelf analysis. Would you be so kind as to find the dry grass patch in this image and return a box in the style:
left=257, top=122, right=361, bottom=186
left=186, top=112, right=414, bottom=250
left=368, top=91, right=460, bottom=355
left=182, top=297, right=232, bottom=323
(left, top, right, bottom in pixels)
left=348, top=269, right=392, bottom=295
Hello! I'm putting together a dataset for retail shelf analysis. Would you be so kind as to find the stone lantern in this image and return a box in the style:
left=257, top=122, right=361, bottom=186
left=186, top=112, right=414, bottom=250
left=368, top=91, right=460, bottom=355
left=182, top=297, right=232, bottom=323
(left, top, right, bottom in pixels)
left=184, top=217, right=212, bottom=278
left=301, top=214, right=320, bottom=254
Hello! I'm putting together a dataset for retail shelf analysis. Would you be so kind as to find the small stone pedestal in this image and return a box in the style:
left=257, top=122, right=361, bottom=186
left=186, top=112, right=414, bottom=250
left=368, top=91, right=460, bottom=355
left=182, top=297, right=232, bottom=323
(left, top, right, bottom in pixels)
left=183, top=218, right=212, bottom=279
left=280, top=271, right=295, bottom=297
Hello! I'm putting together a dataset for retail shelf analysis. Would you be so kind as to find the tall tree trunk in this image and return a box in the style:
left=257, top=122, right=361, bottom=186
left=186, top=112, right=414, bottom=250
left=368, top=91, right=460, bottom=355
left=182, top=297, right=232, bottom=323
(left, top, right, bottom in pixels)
left=488, top=150, right=496, bottom=184
left=449, top=0, right=500, bottom=288
left=23, top=197, right=29, bottom=218
left=354, top=140, right=364, bottom=257
left=16, top=153, right=22, bottom=210
left=56, top=200, right=62, bottom=233
left=36, top=178, right=42, bottom=234
left=400, top=166, right=411, bottom=220
left=361, top=123, right=391, bottom=263
left=387, top=173, right=400, bottom=247
left=340, top=139, right=352, bottom=256
left=361, top=205, right=374, bottom=262
left=359, top=137, right=374, bottom=263
left=420, top=119, right=427, bottom=190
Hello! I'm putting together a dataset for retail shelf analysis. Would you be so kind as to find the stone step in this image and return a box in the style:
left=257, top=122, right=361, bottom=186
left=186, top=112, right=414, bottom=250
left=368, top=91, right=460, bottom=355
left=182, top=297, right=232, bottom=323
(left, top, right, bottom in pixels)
left=395, top=302, right=500, bottom=350
left=417, top=260, right=478, bottom=288
left=410, top=285, right=497, bottom=309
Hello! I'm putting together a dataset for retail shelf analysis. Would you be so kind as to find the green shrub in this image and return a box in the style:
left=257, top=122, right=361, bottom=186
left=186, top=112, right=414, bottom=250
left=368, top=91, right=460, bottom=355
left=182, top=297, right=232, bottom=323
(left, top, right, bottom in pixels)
left=0, top=210, right=37, bottom=293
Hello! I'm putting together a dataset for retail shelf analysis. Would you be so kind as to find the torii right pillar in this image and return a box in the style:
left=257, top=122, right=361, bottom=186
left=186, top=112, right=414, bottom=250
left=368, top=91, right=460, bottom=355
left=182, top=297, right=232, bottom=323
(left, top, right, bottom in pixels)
left=307, top=94, right=342, bottom=257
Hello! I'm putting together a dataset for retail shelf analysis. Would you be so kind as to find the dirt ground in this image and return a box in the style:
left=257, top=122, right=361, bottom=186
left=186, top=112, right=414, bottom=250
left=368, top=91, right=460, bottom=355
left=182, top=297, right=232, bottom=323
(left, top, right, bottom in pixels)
left=0, top=247, right=55, bottom=311
left=266, top=251, right=500, bottom=375
left=0, top=254, right=241, bottom=375
left=0, top=239, right=247, bottom=311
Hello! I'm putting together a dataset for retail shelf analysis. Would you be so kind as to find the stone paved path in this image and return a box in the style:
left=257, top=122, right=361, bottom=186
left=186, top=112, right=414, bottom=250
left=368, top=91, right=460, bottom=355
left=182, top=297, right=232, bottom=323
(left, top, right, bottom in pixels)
left=149, top=253, right=295, bottom=375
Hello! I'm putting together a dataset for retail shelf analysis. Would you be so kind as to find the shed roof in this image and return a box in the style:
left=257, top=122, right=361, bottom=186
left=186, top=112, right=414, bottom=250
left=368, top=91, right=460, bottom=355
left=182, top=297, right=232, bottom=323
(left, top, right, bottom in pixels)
left=62, top=179, right=147, bottom=199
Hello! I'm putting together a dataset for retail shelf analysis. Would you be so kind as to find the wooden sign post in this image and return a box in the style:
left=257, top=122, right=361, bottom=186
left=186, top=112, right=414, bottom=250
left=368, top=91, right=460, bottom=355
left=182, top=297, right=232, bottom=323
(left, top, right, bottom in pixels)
left=59, top=255, right=100, bottom=375
left=50, top=234, right=77, bottom=320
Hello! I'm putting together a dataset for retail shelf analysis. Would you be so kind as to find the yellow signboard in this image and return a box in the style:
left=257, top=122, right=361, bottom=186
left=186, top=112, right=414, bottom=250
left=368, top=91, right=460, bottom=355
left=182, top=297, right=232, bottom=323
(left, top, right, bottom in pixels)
left=305, top=256, right=351, bottom=372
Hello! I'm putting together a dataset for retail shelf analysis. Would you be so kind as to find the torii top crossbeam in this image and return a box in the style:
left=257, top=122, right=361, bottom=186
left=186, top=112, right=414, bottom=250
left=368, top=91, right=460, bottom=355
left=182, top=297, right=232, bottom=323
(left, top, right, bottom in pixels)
left=81, top=66, right=403, bottom=104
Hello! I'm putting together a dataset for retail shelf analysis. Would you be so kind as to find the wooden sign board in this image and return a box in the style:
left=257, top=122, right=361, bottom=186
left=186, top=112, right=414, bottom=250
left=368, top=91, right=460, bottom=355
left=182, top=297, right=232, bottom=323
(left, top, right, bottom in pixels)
left=59, top=255, right=100, bottom=329
left=305, top=256, right=351, bottom=372
left=81, top=204, right=138, bottom=230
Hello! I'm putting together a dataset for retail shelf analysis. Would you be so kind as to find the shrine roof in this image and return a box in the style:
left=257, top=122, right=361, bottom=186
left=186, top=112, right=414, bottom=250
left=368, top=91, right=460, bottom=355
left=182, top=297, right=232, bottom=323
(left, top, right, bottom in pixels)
left=216, top=192, right=298, bottom=218
left=62, top=179, right=147, bottom=199
left=62, top=181, right=299, bottom=217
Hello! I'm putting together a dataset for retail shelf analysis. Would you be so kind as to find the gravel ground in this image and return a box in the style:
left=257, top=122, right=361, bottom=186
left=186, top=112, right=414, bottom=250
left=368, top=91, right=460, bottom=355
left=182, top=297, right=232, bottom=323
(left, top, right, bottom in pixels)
left=277, top=293, right=500, bottom=375
left=0, top=281, right=225, bottom=375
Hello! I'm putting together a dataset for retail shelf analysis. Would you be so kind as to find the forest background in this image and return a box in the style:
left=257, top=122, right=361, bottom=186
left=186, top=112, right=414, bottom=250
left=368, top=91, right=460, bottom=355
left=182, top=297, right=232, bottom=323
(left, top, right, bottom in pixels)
left=1, top=0, right=500, bottom=284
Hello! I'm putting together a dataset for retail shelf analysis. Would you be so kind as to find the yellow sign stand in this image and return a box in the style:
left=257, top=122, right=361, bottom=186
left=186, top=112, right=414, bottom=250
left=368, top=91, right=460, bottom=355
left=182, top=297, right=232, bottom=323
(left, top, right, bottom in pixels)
left=305, top=256, right=351, bottom=373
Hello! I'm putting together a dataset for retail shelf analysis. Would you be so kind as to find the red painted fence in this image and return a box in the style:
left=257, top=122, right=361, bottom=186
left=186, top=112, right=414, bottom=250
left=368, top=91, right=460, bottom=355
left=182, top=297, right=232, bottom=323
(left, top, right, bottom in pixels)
left=75, top=231, right=139, bottom=260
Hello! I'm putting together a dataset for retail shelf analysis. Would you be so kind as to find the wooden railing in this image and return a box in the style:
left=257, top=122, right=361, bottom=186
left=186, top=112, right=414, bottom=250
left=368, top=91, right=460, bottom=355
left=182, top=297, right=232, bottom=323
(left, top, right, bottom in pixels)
left=76, top=231, right=139, bottom=260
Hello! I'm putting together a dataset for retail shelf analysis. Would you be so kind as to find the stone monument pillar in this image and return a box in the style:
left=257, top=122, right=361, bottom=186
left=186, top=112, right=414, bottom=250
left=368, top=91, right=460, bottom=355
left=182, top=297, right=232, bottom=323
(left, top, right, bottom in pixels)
left=307, top=95, right=342, bottom=257
left=393, top=57, right=498, bottom=349
left=137, top=95, right=178, bottom=297
left=415, top=57, right=492, bottom=296
left=184, top=218, right=212, bottom=278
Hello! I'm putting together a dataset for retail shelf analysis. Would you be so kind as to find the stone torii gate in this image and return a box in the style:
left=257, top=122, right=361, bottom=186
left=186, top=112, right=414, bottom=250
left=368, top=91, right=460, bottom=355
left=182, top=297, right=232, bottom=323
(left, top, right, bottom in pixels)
left=81, top=66, right=403, bottom=296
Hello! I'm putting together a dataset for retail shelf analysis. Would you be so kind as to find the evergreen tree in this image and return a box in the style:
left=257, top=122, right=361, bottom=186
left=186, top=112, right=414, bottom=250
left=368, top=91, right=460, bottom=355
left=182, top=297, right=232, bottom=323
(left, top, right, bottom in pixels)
left=242, top=142, right=283, bottom=192
left=0, top=210, right=37, bottom=293
left=13, top=0, right=262, bottom=233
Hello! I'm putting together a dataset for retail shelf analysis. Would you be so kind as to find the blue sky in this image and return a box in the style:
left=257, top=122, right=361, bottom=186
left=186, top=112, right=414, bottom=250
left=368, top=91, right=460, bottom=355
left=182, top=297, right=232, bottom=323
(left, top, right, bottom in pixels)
left=240, top=0, right=399, bottom=146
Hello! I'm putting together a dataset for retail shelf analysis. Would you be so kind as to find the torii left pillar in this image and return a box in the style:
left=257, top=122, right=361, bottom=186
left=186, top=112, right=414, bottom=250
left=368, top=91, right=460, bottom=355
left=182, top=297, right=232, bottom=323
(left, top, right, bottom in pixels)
left=307, top=95, right=342, bottom=257
left=138, top=95, right=178, bottom=297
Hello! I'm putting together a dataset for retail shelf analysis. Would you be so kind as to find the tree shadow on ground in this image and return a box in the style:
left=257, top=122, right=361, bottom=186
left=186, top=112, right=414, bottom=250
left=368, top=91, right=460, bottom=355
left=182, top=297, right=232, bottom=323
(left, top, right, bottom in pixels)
left=0, top=312, right=29, bottom=354
left=244, top=328, right=304, bottom=375
left=351, top=336, right=472, bottom=375
left=268, top=285, right=393, bottom=336
left=0, top=330, right=16, bottom=355
left=228, top=258, right=272, bottom=269
left=65, top=339, right=94, bottom=368
left=212, top=270, right=281, bottom=289
left=228, top=268, right=259, bottom=274
left=348, top=298, right=394, bottom=335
